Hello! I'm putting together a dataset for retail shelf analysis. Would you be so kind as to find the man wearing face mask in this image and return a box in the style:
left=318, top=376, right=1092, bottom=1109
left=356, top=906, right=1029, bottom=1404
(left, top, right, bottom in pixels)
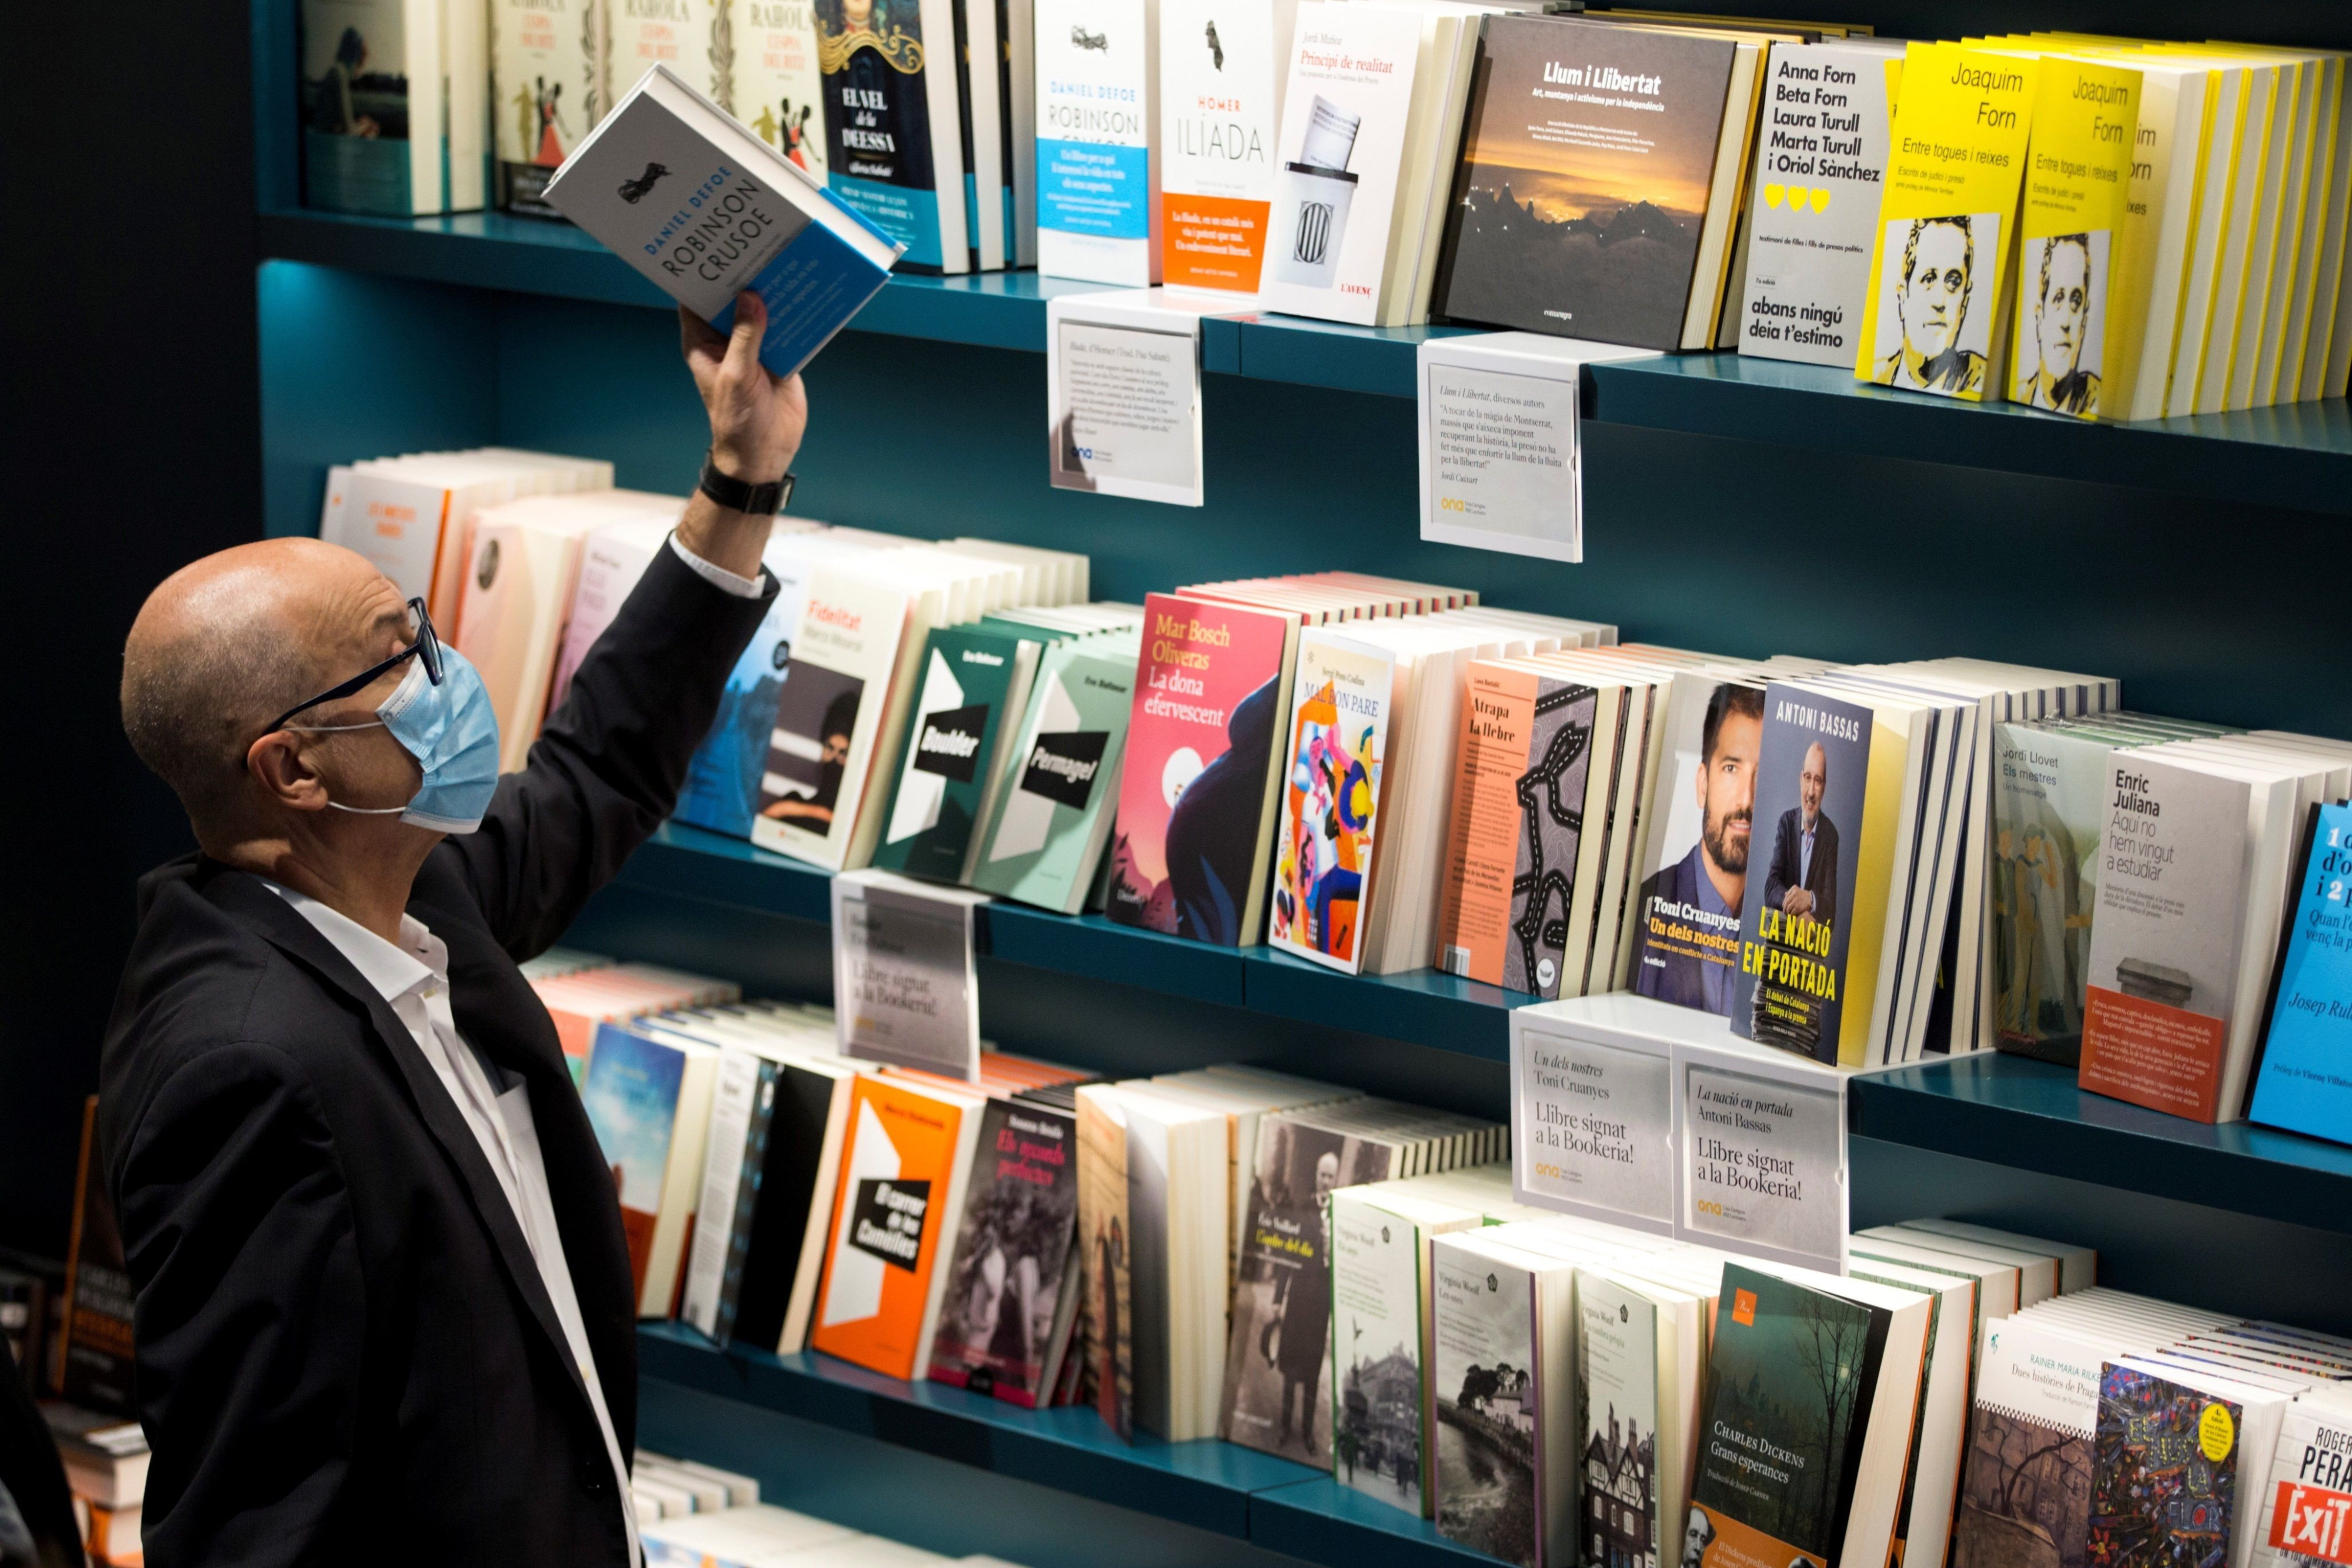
left=101, top=294, right=800, bottom=1568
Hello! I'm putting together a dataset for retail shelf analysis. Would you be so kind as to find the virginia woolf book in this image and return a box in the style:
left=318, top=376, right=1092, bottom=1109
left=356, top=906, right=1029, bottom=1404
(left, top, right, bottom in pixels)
left=1857, top=44, right=2040, bottom=401
left=1035, top=0, right=1162, bottom=284
left=1107, top=594, right=1297, bottom=946
left=1434, top=16, right=1742, bottom=350
left=1156, top=0, right=1298, bottom=290
left=1328, top=1187, right=1431, bottom=1514
left=1737, top=41, right=1903, bottom=368
left=546, top=62, right=901, bottom=377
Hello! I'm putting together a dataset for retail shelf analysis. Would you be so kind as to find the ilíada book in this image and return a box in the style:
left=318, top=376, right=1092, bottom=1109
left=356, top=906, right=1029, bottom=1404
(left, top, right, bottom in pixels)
left=545, top=62, right=902, bottom=379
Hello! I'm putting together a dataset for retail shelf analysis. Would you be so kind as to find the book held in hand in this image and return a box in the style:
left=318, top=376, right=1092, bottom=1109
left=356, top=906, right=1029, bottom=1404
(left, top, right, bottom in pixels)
left=546, top=62, right=903, bottom=379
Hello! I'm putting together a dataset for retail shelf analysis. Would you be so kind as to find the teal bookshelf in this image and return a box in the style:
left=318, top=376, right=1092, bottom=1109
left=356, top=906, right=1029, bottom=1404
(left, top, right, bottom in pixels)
left=243, top=0, right=2352, bottom=1553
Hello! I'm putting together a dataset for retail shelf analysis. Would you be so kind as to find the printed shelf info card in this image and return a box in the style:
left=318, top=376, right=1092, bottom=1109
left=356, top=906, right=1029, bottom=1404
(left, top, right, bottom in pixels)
left=1047, top=290, right=1208, bottom=506
left=831, top=868, right=987, bottom=1079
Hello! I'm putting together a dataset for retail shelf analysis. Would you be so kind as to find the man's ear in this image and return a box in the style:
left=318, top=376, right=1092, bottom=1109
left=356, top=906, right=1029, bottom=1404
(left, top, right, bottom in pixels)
left=246, top=730, right=333, bottom=813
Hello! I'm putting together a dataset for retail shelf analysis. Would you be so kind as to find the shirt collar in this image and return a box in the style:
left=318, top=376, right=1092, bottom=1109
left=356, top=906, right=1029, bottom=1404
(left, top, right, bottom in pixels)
left=263, top=881, right=446, bottom=1002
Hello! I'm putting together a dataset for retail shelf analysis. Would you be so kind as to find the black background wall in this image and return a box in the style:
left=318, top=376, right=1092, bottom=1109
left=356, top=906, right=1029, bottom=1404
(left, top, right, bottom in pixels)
left=0, top=0, right=262, bottom=1259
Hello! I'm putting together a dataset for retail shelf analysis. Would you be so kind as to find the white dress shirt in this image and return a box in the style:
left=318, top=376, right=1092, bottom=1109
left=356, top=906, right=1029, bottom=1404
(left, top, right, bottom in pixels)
left=265, top=884, right=641, bottom=1566
left=667, top=533, right=765, bottom=599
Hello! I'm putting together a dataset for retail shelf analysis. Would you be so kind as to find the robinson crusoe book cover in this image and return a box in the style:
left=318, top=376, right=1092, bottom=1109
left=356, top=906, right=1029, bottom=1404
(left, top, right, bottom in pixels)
left=1434, top=16, right=1737, bottom=349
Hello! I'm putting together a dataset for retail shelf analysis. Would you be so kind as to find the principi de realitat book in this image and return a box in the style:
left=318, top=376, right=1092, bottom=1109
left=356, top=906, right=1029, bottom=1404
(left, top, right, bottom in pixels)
left=1434, top=16, right=1742, bottom=350
left=1107, top=594, right=1298, bottom=946
left=546, top=62, right=902, bottom=377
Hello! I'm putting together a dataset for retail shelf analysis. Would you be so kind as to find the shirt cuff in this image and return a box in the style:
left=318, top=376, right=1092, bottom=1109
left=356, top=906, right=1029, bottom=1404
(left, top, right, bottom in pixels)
left=668, top=533, right=766, bottom=599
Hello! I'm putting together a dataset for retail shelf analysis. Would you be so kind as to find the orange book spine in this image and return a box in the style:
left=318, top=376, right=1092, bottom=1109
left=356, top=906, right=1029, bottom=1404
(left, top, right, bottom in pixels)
left=1435, top=663, right=1536, bottom=985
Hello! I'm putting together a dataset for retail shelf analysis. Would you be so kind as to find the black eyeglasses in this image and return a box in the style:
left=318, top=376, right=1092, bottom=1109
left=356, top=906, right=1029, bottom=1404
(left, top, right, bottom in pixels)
left=265, top=597, right=444, bottom=736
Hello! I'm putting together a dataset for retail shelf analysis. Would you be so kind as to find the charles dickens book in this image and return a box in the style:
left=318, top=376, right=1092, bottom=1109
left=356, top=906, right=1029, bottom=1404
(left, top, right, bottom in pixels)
left=2250, top=803, right=2352, bottom=1145
left=750, top=571, right=914, bottom=871
left=928, top=1099, right=1083, bottom=1407
left=1950, top=1320, right=2102, bottom=1568
left=2006, top=59, right=2140, bottom=420
left=1157, top=0, right=1298, bottom=290
left=1108, top=594, right=1297, bottom=946
left=546, top=63, right=901, bottom=379
left=2090, top=1365, right=2246, bottom=1568
left=677, top=543, right=813, bottom=840
left=2076, top=753, right=2280, bottom=1124
left=1689, top=1265, right=1913, bottom=1568
left=731, top=0, right=828, bottom=180
left=1626, top=674, right=1765, bottom=1018
left=1857, top=44, right=2040, bottom=402
left=1732, top=686, right=1873, bottom=1065
left=815, top=0, right=970, bottom=270
left=495, top=0, right=608, bottom=215
left=1219, top=1117, right=1398, bottom=1463
left=1736, top=42, right=1902, bottom=368
left=1434, top=16, right=1740, bottom=351
left=970, top=639, right=1138, bottom=914
left=1268, top=630, right=1396, bottom=975
left=871, top=624, right=1043, bottom=883
left=1434, top=660, right=1601, bottom=998
left=61, top=1096, right=135, bottom=1416
left=302, top=0, right=487, bottom=217
left=810, top=1073, right=985, bottom=1380
left=1329, top=1188, right=1425, bottom=1514
left=1034, top=0, right=1161, bottom=286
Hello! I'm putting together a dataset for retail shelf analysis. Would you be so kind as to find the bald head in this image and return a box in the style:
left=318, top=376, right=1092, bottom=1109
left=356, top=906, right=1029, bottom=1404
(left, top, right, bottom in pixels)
left=123, top=538, right=411, bottom=838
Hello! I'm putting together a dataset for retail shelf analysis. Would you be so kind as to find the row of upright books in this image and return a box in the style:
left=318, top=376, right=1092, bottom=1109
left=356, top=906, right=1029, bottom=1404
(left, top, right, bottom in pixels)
left=298, top=2, right=2352, bottom=417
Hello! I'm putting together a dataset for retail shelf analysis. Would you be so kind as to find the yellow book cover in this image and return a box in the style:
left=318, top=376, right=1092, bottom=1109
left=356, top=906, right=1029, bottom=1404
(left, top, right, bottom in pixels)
left=2188, top=61, right=2276, bottom=413
left=1857, top=43, right=2041, bottom=400
left=2279, top=54, right=2344, bottom=403
left=2008, top=58, right=2141, bottom=418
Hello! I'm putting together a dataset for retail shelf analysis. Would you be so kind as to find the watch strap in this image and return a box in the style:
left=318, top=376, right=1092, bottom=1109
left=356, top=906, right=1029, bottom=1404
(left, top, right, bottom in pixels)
left=699, top=450, right=794, bottom=516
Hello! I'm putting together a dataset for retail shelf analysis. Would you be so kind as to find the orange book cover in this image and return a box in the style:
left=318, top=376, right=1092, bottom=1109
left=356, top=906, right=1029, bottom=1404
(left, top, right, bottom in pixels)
left=811, top=1075, right=980, bottom=1380
left=1434, top=661, right=1538, bottom=985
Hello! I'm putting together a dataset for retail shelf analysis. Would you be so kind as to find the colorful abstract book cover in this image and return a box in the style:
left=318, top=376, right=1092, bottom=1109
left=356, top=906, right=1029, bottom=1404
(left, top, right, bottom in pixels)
left=2248, top=803, right=2352, bottom=1143
left=872, top=623, right=1033, bottom=882
left=1431, top=1240, right=1539, bottom=1566
left=1269, top=631, right=1396, bottom=974
left=1108, top=594, right=1295, bottom=946
left=1689, top=1265, right=1886, bottom=1568
left=1950, top=1320, right=2102, bottom=1568
left=1220, top=1116, right=1399, bottom=1463
left=929, top=1099, right=1081, bottom=1407
left=579, top=1021, right=688, bottom=1300
left=2090, top=1365, right=2241, bottom=1568
left=1731, top=684, right=1873, bottom=1064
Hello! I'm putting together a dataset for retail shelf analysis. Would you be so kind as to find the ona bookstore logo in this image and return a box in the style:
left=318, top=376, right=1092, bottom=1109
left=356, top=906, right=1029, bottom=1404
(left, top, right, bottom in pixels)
left=619, top=161, right=673, bottom=203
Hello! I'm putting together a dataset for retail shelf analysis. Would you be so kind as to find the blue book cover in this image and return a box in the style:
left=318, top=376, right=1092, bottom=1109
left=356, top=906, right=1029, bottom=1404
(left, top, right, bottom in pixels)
left=545, top=63, right=903, bottom=378
left=2247, top=803, right=2352, bottom=1144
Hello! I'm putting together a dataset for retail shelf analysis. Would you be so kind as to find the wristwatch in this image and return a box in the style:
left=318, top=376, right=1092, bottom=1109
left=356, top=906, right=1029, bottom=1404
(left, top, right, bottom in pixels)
left=698, top=449, right=795, bottom=516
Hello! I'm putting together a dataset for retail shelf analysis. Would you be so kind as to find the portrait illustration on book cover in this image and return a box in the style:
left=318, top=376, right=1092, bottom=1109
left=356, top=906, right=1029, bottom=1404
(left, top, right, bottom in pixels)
left=1872, top=212, right=2000, bottom=397
left=2014, top=230, right=2109, bottom=417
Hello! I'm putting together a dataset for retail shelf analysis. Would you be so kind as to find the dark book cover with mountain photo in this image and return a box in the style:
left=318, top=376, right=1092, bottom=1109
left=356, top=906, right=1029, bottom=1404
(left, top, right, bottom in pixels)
left=1434, top=16, right=1738, bottom=349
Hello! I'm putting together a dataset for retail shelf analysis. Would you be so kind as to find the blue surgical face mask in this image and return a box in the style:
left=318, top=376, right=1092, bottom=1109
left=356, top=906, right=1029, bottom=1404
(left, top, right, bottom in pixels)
left=295, top=647, right=502, bottom=834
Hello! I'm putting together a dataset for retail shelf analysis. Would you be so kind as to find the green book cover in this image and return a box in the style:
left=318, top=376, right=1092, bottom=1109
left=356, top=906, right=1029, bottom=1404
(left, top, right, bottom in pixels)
left=970, top=638, right=1139, bottom=913
left=1690, top=1265, right=1888, bottom=1568
left=870, top=623, right=1041, bottom=883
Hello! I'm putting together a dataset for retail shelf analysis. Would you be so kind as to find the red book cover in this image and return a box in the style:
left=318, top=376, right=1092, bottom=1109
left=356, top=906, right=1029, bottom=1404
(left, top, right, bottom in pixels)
left=1106, top=594, right=1297, bottom=947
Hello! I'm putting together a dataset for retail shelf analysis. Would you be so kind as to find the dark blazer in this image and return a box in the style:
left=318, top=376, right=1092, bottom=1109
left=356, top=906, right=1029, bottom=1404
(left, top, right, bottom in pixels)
left=100, top=547, right=773, bottom=1568
left=1629, top=848, right=1718, bottom=1012
left=1761, top=807, right=1840, bottom=933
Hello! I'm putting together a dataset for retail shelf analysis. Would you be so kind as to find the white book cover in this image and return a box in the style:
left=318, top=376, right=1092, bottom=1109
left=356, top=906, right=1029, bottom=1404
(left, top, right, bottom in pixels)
left=300, top=0, right=450, bottom=216
left=453, top=502, right=602, bottom=772
left=679, top=1045, right=763, bottom=1338
left=550, top=516, right=677, bottom=711
left=750, top=570, right=913, bottom=870
left=1738, top=42, right=1900, bottom=368
left=1035, top=0, right=1161, bottom=283
left=2250, top=1390, right=2352, bottom=1568
left=610, top=0, right=729, bottom=111
left=494, top=0, right=607, bottom=213
left=318, top=468, right=458, bottom=620
left=730, top=0, right=828, bottom=180
left=1256, top=2, right=1429, bottom=326
left=1576, top=1269, right=1664, bottom=1568
left=1330, top=1189, right=1425, bottom=1513
left=1156, top=0, right=1297, bottom=292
